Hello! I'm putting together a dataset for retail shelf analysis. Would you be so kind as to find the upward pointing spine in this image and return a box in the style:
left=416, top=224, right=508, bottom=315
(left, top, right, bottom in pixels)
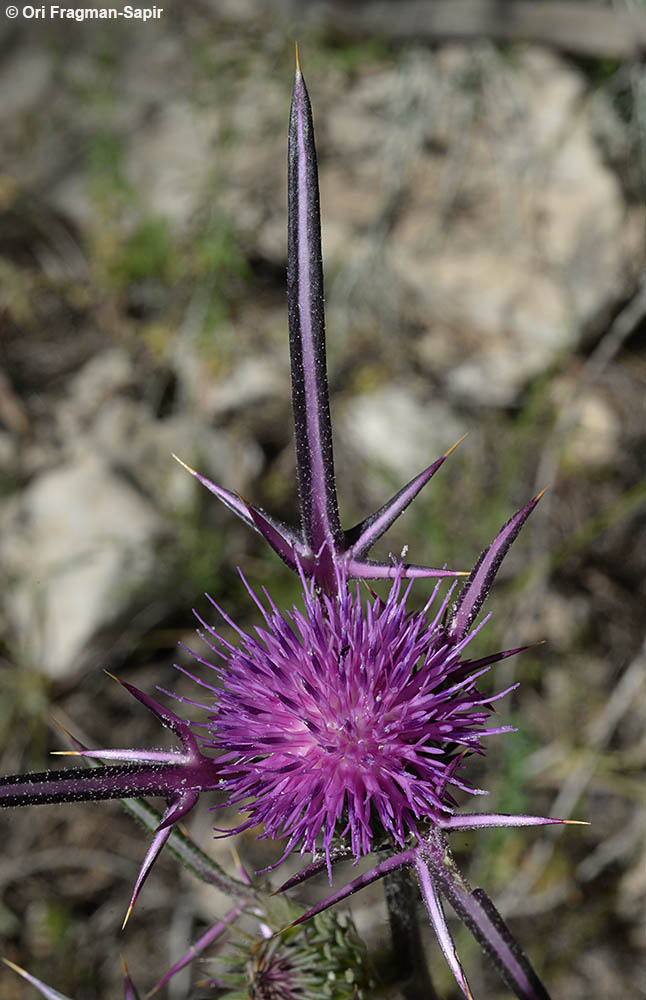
left=287, top=51, right=342, bottom=561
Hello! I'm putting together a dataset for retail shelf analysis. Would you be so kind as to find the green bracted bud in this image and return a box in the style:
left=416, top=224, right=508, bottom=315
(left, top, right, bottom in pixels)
left=215, top=907, right=375, bottom=1000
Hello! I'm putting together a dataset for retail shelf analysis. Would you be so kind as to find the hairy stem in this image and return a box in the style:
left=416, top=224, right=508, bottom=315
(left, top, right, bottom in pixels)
left=120, top=797, right=256, bottom=901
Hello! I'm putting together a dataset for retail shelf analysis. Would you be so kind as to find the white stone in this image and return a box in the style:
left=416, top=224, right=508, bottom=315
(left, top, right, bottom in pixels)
left=1, top=452, right=161, bottom=679
left=339, top=384, right=466, bottom=484
left=562, top=391, right=622, bottom=470
left=54, top=350, right=263, bottom=514
left=90, top=399, right=263, bottom=513
left=391, top=47, right=640, bottom=404
left=201, top=357, right=285, bottom=419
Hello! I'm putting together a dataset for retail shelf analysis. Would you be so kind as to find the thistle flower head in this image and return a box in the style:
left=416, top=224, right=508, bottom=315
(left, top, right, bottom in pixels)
left=196, top=559, right=517, bottom=867
left=220, top=909, right=372, bottom=1000
left=245, top=939, right=304, bottom=1000
left=0, top=53, right=580, bottom=1000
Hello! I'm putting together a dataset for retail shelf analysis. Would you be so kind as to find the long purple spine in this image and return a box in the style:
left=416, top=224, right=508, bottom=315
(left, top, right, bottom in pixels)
left=288, top=55, right=342, bottom=585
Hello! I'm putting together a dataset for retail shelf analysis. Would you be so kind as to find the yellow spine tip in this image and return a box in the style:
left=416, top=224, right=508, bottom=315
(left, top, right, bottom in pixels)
left=52, top=719, right=74, bottom=740
left=50, top=750, right=81, bottom=756
left=122, top=902, right=134, bottom=931
left=103, top=670, right=125, bottom=687
left=360, top=579, right=380, bottom=600
left=295, top=40, right=301, bottom=74
left=563, top=819, right=590, bottom=826
left=171, top=453, right=197, bottom=476
left=2, top=958, right=24, bottom=976
left=444, top=432, right=469, bottom=458
left=534, top=486, right=549, bottom=502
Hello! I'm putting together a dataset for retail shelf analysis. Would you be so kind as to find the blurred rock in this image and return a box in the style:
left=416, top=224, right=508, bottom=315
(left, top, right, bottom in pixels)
left=56, top=347, right=136, bottom=434
left=1, top=348, right=264, bottom=679
left=412, top=254, right=567, bottom=406
left=229, top=45, right=641, bottom=407
left=196, top=355, right=285, bottom=421
left=0, top=451, right=161, bottom=679
left=561, top=390, right=622, bottom=471
left=0, top=47, right=50, bottom=124
left=395, top=47, right=642, bottom=405
left=338, top=383, right=466, bottom=486
left=91, top=398, right=263, bottom=512
left=57, top=348, right=263, bottom=508
left=125, top=100, right=220, bottom=231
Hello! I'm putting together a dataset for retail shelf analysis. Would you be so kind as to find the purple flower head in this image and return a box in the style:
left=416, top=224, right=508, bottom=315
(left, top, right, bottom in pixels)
left=195, top=560, right=519, bottom=869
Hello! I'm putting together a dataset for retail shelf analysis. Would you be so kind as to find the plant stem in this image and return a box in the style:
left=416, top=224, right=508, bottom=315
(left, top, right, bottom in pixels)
left=384, top=866, right=439, bottom=1000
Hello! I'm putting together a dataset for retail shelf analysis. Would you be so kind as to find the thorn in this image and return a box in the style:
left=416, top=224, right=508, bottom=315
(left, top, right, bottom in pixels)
left=52, top=718, right=88, bottom=754
left=122, top=900, right=134, bottom=931
left=295, top=40, right=301, bottom=75
left=563, top=819, right=590, bottom=826
left=230, top=844, right=252, bottom=885
left=120, top=956, right=129, bottom=977
left=52, top=719, right=75, bottom=741
left=50, top=750, right=81, bottom=756
left=277, top=918, right=299, bottom=934
left=103, top=669, right=128, bottom=690
left=455, top=571, right=470, bottom=577
left=2, top=958, right=24, bottom=976
left=444, top=432, right=468, bottom=458
left=359, top=579, right=379, bottom=601
left=171, top=453, right=197, bottom=476
left=533, top=485, right=549, bottom=502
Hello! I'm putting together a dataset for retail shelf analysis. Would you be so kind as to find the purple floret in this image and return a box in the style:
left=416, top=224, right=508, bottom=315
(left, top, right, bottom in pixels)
left=194, top=559, right=517, bottom=868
